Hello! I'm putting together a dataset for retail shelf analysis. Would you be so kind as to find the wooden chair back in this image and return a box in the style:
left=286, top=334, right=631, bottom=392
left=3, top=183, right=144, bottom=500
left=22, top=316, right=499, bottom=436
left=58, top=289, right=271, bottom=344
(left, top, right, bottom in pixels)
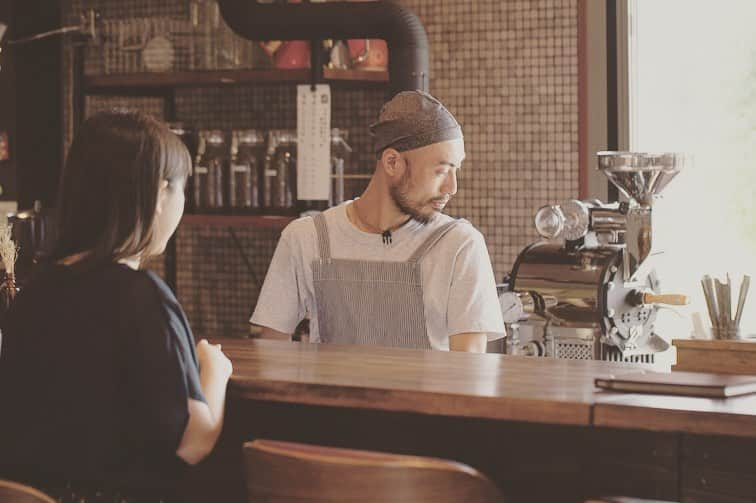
left=585, top=498, right=679, bottom=503
left=0, top=480, right=56, bottom=503
left=243, top=439, right=506, bottom=503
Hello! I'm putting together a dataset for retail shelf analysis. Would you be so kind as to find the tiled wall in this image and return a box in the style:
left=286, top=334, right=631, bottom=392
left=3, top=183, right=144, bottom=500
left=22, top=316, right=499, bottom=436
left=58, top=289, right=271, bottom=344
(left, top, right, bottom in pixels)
left=61, top=0, right=579, bottom=338
left=403, top=0, right=580, bottom=267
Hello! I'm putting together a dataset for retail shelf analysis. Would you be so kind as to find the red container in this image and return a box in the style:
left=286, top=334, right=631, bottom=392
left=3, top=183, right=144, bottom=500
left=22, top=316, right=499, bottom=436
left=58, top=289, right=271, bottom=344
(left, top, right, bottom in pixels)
left=347, top=39, right=388, bottom=71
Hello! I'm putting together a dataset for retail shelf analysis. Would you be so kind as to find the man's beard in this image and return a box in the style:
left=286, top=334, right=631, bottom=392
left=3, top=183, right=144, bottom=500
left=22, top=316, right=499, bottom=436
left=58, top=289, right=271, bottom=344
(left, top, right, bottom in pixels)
left=389, top=169, right=438, bottom=225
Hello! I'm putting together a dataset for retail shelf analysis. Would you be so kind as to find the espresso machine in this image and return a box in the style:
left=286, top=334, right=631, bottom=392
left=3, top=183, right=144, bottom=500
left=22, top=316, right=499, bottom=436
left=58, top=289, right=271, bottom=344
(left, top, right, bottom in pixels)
left=506, top=151, right=688, bottom=363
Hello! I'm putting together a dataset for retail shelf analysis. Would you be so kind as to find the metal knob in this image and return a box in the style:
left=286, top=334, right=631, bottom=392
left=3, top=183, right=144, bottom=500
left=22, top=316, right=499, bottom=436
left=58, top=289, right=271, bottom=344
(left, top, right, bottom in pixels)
left=627, top=290, right=690, bottom=306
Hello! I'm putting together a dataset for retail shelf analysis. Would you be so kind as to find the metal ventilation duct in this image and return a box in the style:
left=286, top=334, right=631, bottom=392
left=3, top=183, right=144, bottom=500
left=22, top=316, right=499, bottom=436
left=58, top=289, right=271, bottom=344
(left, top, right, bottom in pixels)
left=217, top=0, right=429, bottom=95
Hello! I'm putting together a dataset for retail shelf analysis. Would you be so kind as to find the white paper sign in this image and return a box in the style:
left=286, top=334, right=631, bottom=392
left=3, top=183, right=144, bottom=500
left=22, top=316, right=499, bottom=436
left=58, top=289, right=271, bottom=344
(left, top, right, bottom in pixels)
left=297, top=84, right=331, bottom=201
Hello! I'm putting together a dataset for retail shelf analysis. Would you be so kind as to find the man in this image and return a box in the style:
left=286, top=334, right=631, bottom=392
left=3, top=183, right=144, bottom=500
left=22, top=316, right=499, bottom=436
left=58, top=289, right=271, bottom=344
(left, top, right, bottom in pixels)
left=251, top=90, right=505, bottom=352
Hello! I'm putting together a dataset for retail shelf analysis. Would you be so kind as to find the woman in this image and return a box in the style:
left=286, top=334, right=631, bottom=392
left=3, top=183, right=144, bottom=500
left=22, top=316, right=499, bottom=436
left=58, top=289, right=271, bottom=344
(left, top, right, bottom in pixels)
left=0, top=110, right=232, bottom=502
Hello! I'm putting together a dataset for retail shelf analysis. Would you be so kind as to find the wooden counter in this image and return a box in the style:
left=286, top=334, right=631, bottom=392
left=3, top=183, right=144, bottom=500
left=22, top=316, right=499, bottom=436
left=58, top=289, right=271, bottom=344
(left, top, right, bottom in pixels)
left=219, top=338, right=756, bottom=435
left=218, top=337, right=644, bottom=426
left=197, top=338, right=756, bottom=503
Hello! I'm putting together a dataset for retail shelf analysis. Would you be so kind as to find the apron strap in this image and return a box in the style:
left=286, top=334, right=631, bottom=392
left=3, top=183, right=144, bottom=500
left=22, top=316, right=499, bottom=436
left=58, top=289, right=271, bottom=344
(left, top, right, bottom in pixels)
left=408, top=218, right=468, bottom=264
left=313, top=213, right=332, bottom=261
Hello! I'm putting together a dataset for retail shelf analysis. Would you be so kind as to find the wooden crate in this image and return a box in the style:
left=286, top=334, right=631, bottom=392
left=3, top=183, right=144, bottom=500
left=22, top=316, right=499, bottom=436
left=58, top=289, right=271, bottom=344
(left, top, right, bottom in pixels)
left=673, top=339, right=756, bottom=375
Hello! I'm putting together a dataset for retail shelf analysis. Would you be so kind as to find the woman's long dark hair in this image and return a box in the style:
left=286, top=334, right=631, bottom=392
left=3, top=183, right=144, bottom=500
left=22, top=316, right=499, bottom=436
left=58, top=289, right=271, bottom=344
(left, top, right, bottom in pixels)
left=50, top=110, right=191, bottom=264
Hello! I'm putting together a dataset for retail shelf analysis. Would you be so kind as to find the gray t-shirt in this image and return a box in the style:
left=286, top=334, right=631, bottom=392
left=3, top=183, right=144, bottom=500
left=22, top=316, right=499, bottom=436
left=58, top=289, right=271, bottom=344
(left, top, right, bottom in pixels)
left=251, top=201, right=506, bottom=350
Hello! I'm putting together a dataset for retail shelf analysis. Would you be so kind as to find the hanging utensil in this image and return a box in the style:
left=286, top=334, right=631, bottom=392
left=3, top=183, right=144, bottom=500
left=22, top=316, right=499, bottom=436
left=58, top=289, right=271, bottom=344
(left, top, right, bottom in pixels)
left=715, top=278, right=728, bottom=335
left=734, top=275, right=750, bottom=329
left=701, top=275, right=719, bottom=335
left=725, top=273, right=733, bottom=328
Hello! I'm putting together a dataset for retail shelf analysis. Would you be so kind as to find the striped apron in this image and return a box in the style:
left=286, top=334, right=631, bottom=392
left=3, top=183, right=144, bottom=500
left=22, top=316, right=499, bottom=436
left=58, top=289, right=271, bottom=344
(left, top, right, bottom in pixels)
left=312, top=213, right=464, bottom=349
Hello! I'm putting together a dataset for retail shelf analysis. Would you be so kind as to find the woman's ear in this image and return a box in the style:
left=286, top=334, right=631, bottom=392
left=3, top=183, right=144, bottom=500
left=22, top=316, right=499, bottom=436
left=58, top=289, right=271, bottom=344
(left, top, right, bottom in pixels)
left=155, top=180, right=169, bottom=215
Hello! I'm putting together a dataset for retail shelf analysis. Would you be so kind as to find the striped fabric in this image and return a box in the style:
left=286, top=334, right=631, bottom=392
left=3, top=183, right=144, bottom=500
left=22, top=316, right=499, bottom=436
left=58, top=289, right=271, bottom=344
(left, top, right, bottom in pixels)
left=312, top=213, right=461, bottom=349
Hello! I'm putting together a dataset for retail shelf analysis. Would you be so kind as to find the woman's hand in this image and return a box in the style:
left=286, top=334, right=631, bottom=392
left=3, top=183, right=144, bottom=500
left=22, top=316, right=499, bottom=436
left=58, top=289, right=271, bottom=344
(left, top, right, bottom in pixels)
left=196, top=339, right=232, bottom=379
left=177, top=339, right=232, bottom=465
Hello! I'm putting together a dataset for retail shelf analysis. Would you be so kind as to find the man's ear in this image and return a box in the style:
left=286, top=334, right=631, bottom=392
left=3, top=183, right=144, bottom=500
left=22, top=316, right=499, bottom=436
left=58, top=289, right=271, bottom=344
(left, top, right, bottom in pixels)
left=380, top=148, right=405, bottom=178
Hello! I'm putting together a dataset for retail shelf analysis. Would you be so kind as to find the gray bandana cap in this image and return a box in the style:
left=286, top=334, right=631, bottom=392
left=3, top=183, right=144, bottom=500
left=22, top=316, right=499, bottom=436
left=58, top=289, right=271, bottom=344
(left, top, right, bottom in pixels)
left=369, top=90, right=462, bottom=154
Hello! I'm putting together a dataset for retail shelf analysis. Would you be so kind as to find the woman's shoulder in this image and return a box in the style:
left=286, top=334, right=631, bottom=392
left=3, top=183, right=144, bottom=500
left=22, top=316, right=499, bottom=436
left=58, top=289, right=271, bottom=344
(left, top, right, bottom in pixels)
left=97, top=264, right=178, bottom=309
left=40, top=261, right=173, bottom=306
left=3, top=262, right=168, bottom=332
left=97, top=265, right=188, bottom=340
left=140, top=268, right=179, bottom=306
left=87, top=262, right=163, bottom=294
left=16, top=261, right=136, bottom=294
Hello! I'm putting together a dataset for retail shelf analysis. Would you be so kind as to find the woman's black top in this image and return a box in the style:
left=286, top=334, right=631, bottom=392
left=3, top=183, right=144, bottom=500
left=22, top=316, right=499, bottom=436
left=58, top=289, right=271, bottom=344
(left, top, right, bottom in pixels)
left=0, top=261, right=205, bottom=500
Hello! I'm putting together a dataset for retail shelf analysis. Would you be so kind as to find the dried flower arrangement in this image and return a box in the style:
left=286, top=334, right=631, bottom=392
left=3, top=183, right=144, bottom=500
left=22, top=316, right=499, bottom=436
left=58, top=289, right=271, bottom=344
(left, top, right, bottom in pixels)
left=0, top=222, right=19, bottom=312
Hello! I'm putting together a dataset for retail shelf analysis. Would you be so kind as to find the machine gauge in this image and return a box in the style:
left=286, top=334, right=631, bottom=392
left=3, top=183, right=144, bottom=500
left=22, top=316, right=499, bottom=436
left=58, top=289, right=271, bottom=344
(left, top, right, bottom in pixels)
left=560, top=199, right=591, bottom=241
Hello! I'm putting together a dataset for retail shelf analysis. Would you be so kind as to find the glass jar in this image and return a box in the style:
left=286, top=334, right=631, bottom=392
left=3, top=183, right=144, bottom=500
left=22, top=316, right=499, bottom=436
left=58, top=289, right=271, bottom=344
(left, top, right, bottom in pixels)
left=263, top=129, right=297, bottom=210
left=189, top=0, right=220, bottom=70
left=195, top=129, right=227, bottom=211
left=230, top=129, right=265, bottom=211
left=330, top=128, right=352, bottom=207
left=216, top=17, right=238, bottom=69
left=167, top=122, right=197, bottom=212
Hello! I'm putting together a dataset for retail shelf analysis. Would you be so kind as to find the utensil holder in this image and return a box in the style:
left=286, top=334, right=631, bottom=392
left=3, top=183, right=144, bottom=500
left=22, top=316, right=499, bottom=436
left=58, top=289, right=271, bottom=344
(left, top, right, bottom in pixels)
left=712, top=325, right=741, bottom=340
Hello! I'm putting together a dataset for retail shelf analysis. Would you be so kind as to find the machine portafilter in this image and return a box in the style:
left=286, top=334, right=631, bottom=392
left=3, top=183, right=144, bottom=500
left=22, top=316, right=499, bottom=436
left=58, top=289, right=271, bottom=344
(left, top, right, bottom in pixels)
left=507, top=152, right=689, bottom=361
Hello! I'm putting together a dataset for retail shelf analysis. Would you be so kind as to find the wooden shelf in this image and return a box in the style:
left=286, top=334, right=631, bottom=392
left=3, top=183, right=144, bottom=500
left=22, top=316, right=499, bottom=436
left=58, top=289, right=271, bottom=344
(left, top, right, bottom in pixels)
left=84, top=68, right=388, bottom=92
left=181, top=214, right=295, bottom=229
left=322, top=67, right=388, bottom=82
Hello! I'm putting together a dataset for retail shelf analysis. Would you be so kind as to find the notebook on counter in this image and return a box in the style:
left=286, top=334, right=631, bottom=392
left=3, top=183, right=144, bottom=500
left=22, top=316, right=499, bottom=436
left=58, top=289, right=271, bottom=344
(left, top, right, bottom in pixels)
left=595, top=370, right=756, bottom=398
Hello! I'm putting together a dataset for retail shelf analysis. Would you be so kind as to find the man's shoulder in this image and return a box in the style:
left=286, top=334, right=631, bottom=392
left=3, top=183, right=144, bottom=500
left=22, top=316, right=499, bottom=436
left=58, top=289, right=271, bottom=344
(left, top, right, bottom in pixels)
left=281, top=205, right=345, bottom=241
left=435, top=215, right=486, bottom=247
left=282, top=215, right=316, bottom=238
left=280, top=214, right=324, bottom=244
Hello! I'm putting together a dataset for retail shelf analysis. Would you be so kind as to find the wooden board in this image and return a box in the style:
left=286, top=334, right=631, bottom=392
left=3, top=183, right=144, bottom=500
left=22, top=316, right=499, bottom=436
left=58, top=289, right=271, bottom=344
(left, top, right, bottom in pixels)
left=594, top=392, right=756, bottom=438
left=216, top=338, right=756, bottom=437
left=673, top=338, right=756, bottom=375
left=84, top=68, right=388, bottom=91
left=180, top=214, right=293, bottom=229
left=215, top=338, right=645, bottom=426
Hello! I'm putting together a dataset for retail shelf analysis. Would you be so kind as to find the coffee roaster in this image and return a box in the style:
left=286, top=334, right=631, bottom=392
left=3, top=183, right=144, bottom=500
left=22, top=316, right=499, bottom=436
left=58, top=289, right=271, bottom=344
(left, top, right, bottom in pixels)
left=506, top=152, right=688, bottom=362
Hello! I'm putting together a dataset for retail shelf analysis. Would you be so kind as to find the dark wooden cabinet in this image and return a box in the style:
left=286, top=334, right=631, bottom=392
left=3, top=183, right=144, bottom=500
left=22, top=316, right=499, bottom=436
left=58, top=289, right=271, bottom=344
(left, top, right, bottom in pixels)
left=0, top=1, right=18, bottom=206
left=4, top=0, right=63, bottom=211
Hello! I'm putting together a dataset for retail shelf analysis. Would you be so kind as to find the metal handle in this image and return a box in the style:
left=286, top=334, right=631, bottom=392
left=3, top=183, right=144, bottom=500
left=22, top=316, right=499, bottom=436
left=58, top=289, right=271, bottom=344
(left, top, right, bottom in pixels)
left=642, top=293, right=689, bottom=306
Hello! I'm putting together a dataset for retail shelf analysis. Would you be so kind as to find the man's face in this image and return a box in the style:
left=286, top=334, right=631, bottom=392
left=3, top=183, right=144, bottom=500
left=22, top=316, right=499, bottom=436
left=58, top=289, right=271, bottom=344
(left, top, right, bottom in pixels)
left=389, top=138, right=465, bottom=224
